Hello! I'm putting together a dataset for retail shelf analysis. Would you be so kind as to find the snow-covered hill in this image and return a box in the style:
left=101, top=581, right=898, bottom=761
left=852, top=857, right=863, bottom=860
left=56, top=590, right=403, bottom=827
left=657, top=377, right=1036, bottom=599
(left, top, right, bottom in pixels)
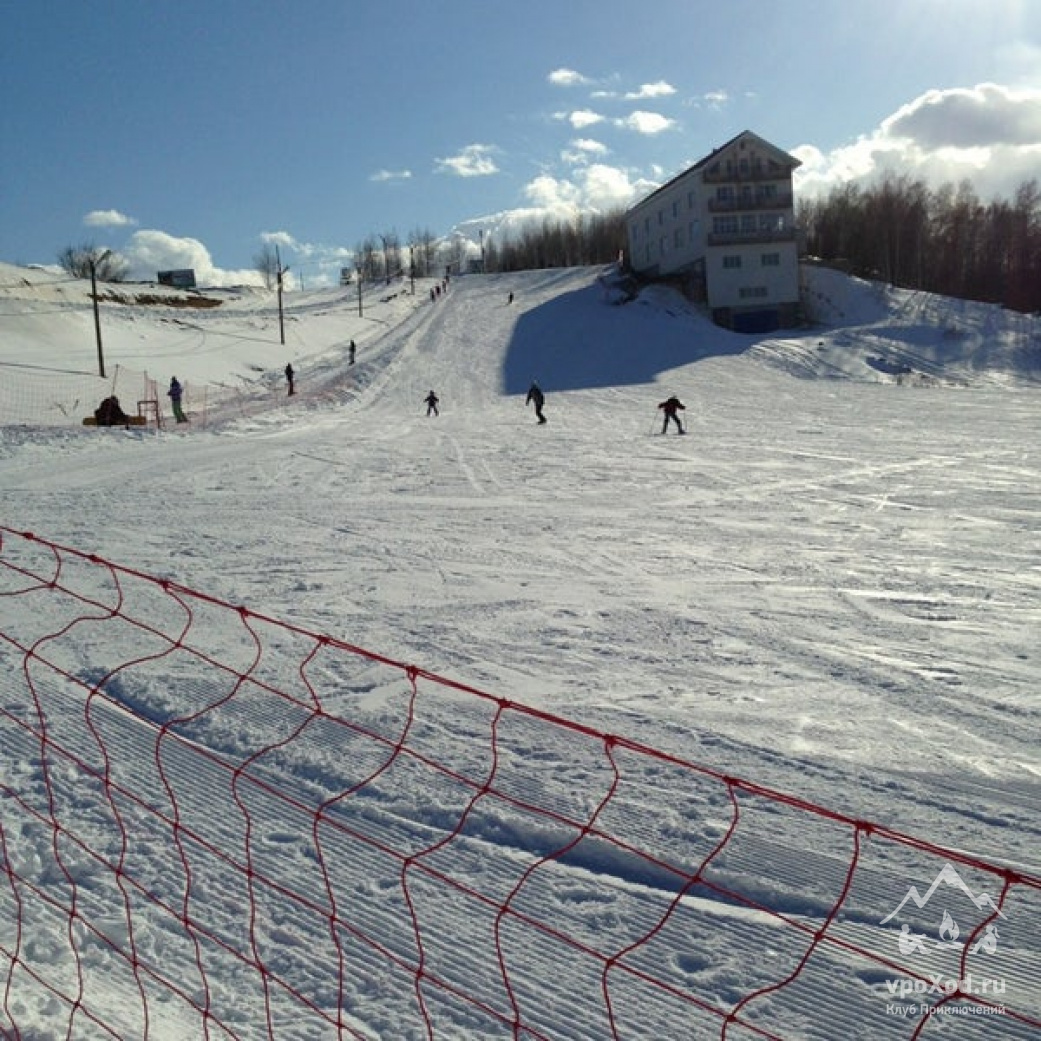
left=1, top=262, right=1039, bottom=1039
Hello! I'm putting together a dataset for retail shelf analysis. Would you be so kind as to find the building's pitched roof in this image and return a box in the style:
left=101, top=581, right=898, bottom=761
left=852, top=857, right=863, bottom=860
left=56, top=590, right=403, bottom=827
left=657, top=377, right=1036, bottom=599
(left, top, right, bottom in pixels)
left=693, top=128, right=801, bottom=172
left=628, top=129, right=801, bottom=212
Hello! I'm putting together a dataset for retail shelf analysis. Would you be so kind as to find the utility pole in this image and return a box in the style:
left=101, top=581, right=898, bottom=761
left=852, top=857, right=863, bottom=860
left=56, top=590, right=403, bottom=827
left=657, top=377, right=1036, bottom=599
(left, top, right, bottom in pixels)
left=89, top=249, right=112, bottom=378
left=409, top=246, right=415, bottom=295
left=276, top=245, right=290, bottom=346
left=357, top=266, right=363, bottom=317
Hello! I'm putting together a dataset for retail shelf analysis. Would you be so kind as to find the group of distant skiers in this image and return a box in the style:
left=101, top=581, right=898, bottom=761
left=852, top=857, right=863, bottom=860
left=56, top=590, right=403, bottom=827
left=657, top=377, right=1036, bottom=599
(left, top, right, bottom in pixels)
left=98, top=339, right=685, bottom=434
left=97, top=368, right=685, bottom=434
left=417, top=381, right=686, bottom=433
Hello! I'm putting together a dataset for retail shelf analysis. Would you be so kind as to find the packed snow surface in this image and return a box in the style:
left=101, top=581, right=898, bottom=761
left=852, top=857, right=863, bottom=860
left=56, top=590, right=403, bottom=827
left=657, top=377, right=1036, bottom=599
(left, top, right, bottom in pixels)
left=0, top=261, right=1039, bottom=1038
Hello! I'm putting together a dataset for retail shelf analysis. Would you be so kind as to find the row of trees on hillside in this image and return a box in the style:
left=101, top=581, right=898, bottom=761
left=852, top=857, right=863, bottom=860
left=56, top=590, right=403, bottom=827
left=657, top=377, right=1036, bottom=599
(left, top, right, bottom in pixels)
left=798, top=176, right=1041, bottom=313
left=253, top=210, right=629, bottom=289
left=485, top=210, right=628, bottom=272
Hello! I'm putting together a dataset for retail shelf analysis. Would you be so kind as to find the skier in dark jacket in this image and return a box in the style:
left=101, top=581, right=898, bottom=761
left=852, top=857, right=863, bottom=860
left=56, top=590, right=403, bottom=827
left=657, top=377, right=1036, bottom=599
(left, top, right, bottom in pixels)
left=658, top=395, right=685, bottom=434
left=526, top=381, right=547, bottom=424
left=424, top=390, right=440, bottom=416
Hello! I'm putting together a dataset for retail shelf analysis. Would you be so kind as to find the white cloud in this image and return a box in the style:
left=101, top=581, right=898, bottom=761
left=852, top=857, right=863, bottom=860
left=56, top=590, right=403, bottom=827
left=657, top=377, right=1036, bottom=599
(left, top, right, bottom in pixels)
left=548, top=68, right=591, bottom=87
left=434, top=144, right=499, bottom=177
left=260, top=230, right=298, bottom=250
left=794, top=83, right=1041, bottom=201
left=617, top=111, right=676, bottom=135
left=624, top=81, right=676, bottom=101
left=84, top=209, right=137, bottom=229
left=122, top=229, right=264, bottom=287
left=522, top=163, right=654, bottom=215
left=883, top=82, right=1041, bottom=148
left=370, top=169, right=413, bottom=182
left=454, top=162, right=655, bottom=247
left=566, top=109, right=606, bottom=129
left=560, top=138, right=609, bottom=165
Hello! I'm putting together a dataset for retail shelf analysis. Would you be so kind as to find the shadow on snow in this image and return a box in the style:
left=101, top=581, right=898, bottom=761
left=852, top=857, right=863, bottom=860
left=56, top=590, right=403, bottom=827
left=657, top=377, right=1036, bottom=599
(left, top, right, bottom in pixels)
left=502, top=280, right=754, bottom=395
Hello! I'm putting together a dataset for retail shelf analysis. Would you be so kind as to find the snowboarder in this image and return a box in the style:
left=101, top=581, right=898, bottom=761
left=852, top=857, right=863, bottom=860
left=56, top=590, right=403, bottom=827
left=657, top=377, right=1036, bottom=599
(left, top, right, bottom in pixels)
left=285, top=363, right=295, bottom=396
left=526, top=381, right=547, bottom=424
left=424, top=390, right=440, bottom=417
left=168, top=377, right=188, bottom=423
left=349, top=340, right=356, bottom=365
left=658, top=395, right=685, bottom=435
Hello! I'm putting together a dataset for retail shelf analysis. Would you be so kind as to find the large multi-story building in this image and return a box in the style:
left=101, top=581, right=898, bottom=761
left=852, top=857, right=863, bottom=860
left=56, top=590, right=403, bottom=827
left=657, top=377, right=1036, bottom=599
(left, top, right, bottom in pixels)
left=625, top=130, right=802, bottom=332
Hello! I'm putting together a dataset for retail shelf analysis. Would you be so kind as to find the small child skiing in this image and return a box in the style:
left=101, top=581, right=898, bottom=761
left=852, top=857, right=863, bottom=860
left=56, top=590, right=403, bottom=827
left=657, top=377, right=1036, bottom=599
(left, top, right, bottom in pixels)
left=658, top=395, right=685, bottom=434
left=424, top=390, right=440, bottom=417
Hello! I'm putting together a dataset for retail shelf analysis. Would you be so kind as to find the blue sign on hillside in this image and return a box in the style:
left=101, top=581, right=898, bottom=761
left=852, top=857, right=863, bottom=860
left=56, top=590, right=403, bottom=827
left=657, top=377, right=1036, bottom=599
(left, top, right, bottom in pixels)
left=158, top=269, right=197, bottom=289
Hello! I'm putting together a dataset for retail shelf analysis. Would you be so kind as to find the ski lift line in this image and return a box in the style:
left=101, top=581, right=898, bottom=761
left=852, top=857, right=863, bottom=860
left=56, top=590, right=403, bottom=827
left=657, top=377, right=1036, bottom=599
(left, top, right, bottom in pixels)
left=0, top=360, right=99, bottom=376
left=0, top=304, right=95, bottom=317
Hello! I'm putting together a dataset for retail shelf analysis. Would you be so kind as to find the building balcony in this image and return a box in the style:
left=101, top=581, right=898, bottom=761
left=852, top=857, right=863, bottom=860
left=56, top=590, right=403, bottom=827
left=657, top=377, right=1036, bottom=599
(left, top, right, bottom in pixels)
left=707, top=193, right=794, bottom=213
left=702, top=166, right=791, bottom=184
left=707, top=227, right=797, bottom=246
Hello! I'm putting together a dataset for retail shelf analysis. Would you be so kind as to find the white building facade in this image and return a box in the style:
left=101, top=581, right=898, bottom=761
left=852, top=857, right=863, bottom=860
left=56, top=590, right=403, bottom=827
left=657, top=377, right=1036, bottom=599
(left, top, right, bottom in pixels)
left=626, top=130, right=802, bottom=332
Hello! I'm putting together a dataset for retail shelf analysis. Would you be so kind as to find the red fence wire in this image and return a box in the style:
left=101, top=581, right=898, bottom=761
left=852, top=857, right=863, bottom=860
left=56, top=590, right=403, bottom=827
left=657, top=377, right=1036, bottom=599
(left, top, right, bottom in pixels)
left=0, top=525, right=1038, bottom=1040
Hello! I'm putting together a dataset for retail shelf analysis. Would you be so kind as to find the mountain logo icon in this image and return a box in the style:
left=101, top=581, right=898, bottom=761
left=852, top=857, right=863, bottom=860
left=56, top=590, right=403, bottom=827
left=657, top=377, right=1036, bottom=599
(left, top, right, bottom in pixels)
left=880, top=863, right=1007, bottom=926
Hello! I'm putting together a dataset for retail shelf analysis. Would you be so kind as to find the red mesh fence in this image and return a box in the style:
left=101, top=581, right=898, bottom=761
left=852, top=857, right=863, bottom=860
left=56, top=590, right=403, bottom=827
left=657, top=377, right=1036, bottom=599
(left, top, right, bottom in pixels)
left=0, top=525, right=1038, bottom=1040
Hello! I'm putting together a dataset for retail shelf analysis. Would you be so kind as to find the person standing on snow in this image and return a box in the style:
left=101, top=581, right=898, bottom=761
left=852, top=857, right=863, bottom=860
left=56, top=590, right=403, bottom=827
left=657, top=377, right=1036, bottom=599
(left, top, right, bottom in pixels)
left=285, top=363, right=295, bottom=396
left=658, top=395, right=685, bottom=434
left=526, top=381, right=547, bottom=424
left=168, top=377, right=188, bottom=423
left=424, top=390, right=440, bottom=417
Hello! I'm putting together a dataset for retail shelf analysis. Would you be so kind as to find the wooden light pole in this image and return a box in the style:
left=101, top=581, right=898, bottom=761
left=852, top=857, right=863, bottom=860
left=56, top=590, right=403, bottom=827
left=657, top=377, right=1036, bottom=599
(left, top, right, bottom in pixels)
left=89, top=249, right=112, bottom=378
left=275, top=246, right=289, bottom=346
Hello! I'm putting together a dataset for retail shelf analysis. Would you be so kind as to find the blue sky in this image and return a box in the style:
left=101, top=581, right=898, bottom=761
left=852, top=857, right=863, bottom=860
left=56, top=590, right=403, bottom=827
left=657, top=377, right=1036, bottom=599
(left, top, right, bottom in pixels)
left=3, top=0, right=1040, bottom=286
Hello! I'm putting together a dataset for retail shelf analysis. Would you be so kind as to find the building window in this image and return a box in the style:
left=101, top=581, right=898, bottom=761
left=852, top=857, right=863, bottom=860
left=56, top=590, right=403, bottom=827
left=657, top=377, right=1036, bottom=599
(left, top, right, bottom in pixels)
left=760, top=214, right=785, bottom=233
left=741, top=214, right=757, bottom=233
left=687, top=190, right=697, bottom=208
left=689, top=220, right=700, bottom=242
left=723, top=255, right=742, bottom=269
left=658, top=210, right=664, bottom=226
left=714, top=216, right=739, bottom=235
left=761, top=252, right=780, bottom=266
left=672, top=200, right=680, bottom=218
left=739, top=286, right=769, bottom=299
left=644, top=217, right=650, bottom=236
left=660, top=237, right=668, bottom=256
left=717, top=186, right=734, bottom=202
